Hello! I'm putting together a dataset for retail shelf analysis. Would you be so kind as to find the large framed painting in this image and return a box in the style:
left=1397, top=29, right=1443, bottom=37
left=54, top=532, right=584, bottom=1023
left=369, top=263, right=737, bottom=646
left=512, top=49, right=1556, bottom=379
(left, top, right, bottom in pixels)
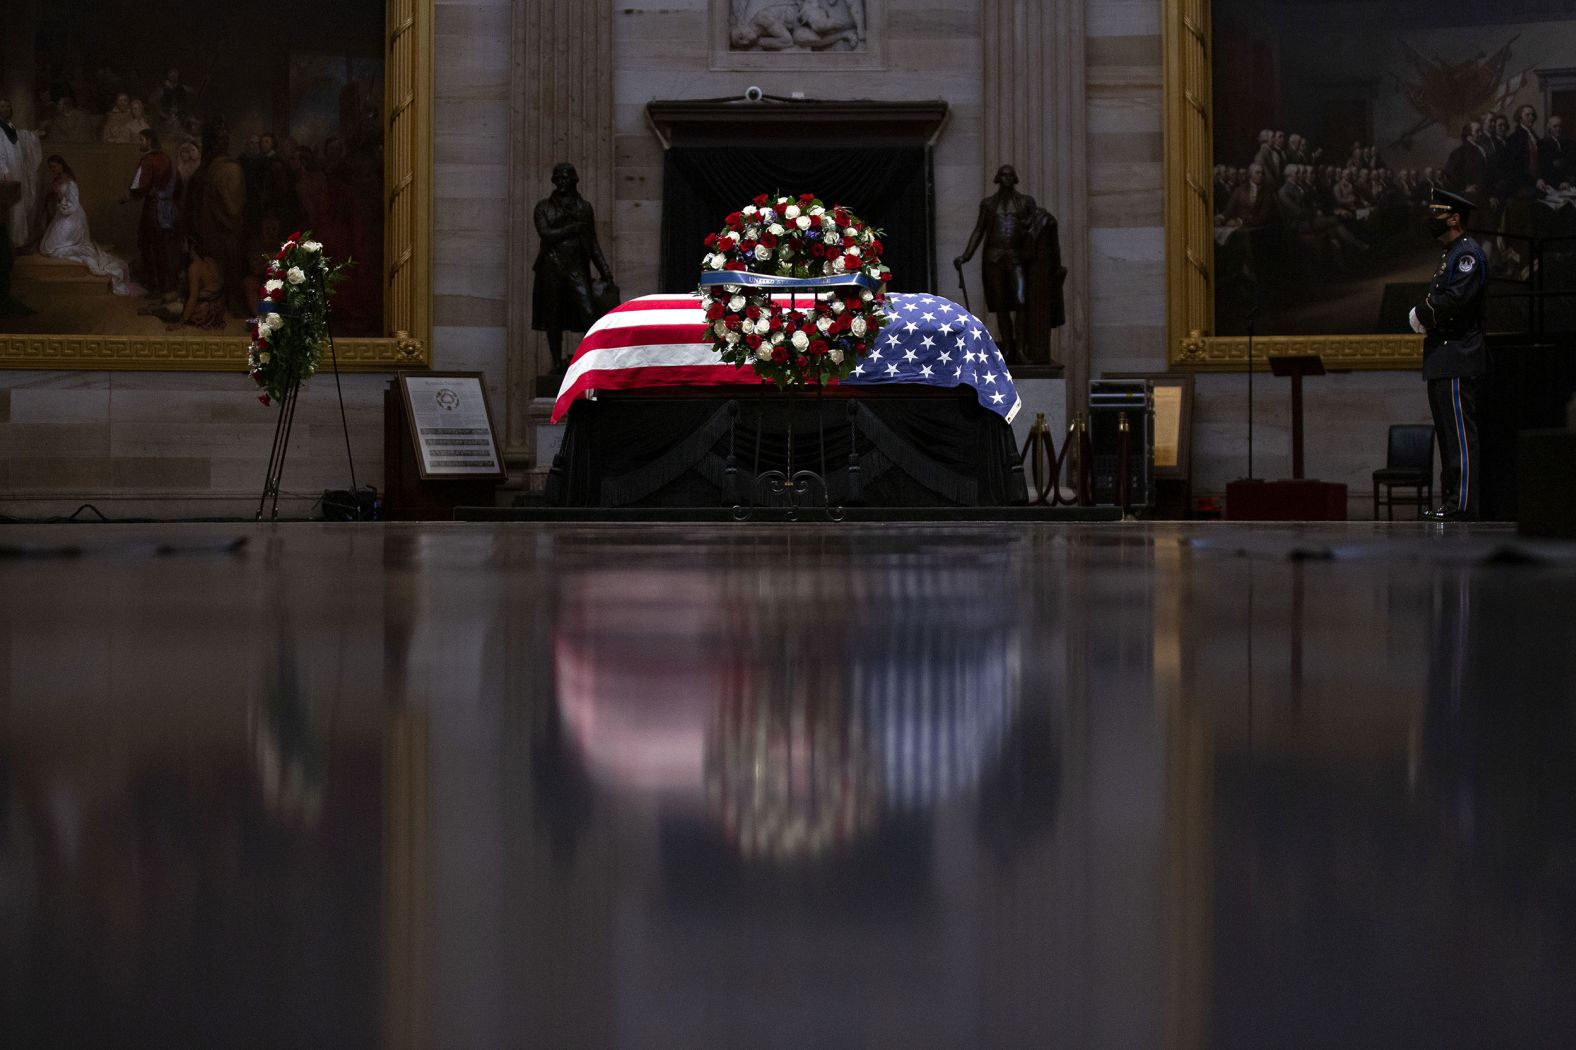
left=0, top=0, right=431, bottom=371
left=1165, top=0, right=1576, bottom=369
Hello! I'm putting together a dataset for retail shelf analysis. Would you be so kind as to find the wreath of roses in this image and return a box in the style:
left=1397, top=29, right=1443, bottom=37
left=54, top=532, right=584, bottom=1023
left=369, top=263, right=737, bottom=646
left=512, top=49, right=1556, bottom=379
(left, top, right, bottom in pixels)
left=698, top=193, right=891, bottom=387
left=245, top=230, right=349, bottom=406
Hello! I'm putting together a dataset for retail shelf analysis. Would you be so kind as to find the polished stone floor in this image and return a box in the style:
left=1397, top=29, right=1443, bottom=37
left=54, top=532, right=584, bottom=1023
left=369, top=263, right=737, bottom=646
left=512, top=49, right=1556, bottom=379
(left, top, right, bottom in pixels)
left=2, top=522, right=1574, bottom=1049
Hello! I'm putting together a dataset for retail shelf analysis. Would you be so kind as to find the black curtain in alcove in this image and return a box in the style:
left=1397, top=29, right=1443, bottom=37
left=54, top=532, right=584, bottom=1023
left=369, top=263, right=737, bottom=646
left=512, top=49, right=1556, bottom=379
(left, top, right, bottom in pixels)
left=659, top=146, right=935, bottom=295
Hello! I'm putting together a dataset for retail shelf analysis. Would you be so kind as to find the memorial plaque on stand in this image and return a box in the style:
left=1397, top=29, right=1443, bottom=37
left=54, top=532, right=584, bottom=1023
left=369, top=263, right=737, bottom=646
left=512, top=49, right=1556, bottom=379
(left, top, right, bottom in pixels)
left=385, top=372, right=505, bottom=520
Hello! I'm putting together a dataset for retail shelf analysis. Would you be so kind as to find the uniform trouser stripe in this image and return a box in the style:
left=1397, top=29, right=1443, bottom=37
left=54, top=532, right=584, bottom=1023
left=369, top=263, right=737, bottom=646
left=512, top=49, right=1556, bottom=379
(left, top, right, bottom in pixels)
left=1452, top=379, right=1468, bottom=511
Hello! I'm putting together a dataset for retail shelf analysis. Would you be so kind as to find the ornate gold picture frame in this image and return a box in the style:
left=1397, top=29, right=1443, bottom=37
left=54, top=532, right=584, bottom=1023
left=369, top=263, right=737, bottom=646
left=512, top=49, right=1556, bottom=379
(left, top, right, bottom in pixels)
left=0, top=0, right=431, bottom=373
left=1163, top=0, right=1423, bottom=371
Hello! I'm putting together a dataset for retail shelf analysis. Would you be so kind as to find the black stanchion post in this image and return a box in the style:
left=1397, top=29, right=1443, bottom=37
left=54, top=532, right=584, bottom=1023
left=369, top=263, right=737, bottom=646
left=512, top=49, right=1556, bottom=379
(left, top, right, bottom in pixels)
left=1116, top=411, right=1132, bottom=514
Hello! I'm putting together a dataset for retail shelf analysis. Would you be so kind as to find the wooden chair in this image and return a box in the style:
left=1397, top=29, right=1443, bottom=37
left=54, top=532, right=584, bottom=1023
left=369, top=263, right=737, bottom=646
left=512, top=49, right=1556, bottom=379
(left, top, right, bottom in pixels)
left=1372, top=424, right=1434, bottom=520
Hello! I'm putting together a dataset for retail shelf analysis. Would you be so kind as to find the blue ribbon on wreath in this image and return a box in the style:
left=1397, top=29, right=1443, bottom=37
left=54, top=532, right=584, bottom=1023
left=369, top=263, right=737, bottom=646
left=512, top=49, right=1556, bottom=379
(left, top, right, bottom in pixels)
left=699, top=271, right=882, bottom=294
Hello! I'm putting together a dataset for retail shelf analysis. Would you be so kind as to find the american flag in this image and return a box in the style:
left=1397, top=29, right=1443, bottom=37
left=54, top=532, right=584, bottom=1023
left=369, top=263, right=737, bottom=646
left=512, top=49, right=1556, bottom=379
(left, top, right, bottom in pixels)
left=552, top=292, right=1021, bottom=423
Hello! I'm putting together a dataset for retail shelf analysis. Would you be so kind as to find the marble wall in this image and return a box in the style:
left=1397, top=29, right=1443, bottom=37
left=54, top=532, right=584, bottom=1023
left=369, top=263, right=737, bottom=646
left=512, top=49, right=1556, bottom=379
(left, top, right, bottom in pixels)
left=608, top=0, right=985, bottom=300
left=0, top=0, right=1430, bottom=519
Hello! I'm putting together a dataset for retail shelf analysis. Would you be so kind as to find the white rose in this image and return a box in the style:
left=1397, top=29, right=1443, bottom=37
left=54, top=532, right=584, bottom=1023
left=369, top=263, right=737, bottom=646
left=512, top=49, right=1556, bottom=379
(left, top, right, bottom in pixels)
left=784, top=204, right=801, bottom=219
left=256, top=322, right=272, bottom=339
left=851, top=316, right=868, bottom=337
left=725, top=331, right=739, bottom=345
left=264, top=279, right=284, bottom=294
left=809, top=205, right=825, bottom=217
left=830, top=300, right=845, bottom=313
left=709, top=254, right=725, bottom=270
left=265, top=313, right=283, bottom=328
left=768, top=223, right=785, bottom=237
left=755, top=344, right=773, bottom=361
left=817, top=291, right=834, bottom=301
left=728, top=295, right=746, bottom=311
left=845, top=226, right=859, bottom=239
left=258, top=351, right=272, bottom=364
left=742, top=205, right=758, bottom=216
left=755, top=317, right=772, bottom=335
left=816, top=316, right=832, bottom=333
left=830, top=255, right=847, bottom=272
left=286, top=266, right=306, bottom=285
left=725, top=284, right=740, bottom=294
left=861, top=290, right=874, bottom=302
left=795, top=215, right=812, bottom=230
left=761, top=208, right=776, bottom=222
left=754, top=244, right=771, bottom=261
left=714, top=320, right=729, bottom=337
left=771, top=331, right=785, bottom=345
left=302, top=241, right=322, bottom=253
left=791, top=330, right=810, bottom=351
left=829, top=348, right=843, bottom=364
left=847, top=246, right=861, bottom=257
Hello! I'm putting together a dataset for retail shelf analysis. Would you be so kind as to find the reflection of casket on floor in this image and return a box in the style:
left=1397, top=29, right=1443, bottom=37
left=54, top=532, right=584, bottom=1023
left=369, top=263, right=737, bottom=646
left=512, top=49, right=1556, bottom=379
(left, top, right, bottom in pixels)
left=547, top=294, right=1029, bottom=508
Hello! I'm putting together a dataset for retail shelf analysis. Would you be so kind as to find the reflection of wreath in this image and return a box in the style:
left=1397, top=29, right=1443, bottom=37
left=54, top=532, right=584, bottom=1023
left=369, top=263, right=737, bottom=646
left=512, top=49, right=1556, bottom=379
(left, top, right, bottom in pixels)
left=435, top=388, right=461, bottom=411
left=698, top=193, right=891, bottom=387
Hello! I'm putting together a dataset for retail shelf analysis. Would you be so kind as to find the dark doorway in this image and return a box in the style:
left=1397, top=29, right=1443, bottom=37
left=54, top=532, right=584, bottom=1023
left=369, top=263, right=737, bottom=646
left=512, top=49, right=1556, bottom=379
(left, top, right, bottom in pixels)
left=658, top=146, right=936, bottom=295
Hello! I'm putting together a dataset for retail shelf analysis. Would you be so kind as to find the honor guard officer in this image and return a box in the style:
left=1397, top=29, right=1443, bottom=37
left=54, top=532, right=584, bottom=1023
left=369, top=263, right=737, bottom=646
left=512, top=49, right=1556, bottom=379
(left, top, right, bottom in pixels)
left=1409, top=187, right=1488, bottom=521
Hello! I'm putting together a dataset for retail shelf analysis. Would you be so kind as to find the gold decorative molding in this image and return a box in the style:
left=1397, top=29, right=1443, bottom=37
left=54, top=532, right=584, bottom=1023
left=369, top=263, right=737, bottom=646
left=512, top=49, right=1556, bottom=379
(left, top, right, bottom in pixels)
left=0, top=0, right=432, bottom=373
left=1162, top=0, right=1422, bottom=372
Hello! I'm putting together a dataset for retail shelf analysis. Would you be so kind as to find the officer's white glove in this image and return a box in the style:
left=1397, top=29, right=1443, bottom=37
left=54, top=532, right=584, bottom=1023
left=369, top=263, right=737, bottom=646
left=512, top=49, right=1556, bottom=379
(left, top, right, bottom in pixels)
left=1407, top=307, right=1426, bottom=335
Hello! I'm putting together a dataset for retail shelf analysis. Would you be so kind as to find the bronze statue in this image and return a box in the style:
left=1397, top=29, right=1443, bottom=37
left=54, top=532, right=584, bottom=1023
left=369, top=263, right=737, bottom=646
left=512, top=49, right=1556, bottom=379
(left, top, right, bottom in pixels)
left=532, top=162, right=616, bottom=372
left=954, top=164, right=1066, bottom=366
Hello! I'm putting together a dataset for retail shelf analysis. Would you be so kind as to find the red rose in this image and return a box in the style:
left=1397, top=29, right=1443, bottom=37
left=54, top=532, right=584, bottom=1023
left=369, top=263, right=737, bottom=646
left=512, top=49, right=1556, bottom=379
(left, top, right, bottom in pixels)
left=760, top=233, right=778, bottom=249
left=717, top=236, right=735, bottom=252
left=258, top=393, right=272, bottom=406
left=834, top=208, right=848, bottom=226
left=726, top=211, right=744, bottom=230
left=834, top=314, right=851, bottom=333
left=842, top=253, right=860, bottom=270
left=810, top=339, right=829, bottom=356
left=769, top=314, right=783, bottom=331
left=725, top=260, right=746, bottom=271
left=740, top=239, right=756, bottom=253
left=706, top=302, right=725, bottom=320
left=704, top=232, right=718, bottom=247
left=745, top=304, right=761, bottom=320
left=745, top=333, right=762, bottom=349
left=796, top=355, right=809, bottom=367
left=856, top=342, right=869, bottom=356
left=799, top=193, right=814, bottom=203
left=842, top=235, right=856, bottom=248
left=869, top=240, right=883, bottom=257
left=724, top=314, right=742, bottom=330
left=288, top=230, right=302, bottom=241
left=810, top=242, right=825, bottom=258
left=772, top=347, right=787, bottom=364
left=753, top=193, right=769, bottom=207
left=252, top=371, right=266, bottom=385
